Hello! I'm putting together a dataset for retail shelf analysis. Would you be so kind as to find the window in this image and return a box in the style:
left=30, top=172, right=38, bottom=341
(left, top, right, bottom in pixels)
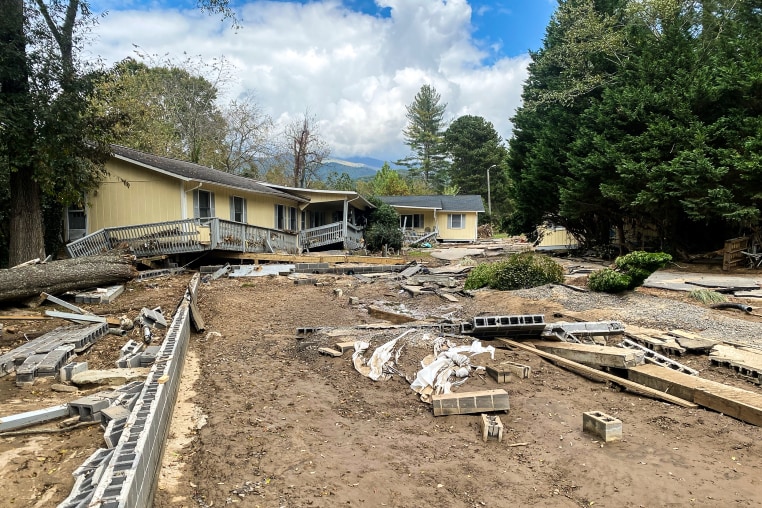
left=400, top=214, right=424, bottom=229
left=275, top=204, right=298, bottom=231
left=230, top=196, right=246, bottom=223
left=193, top=189, right=215, bottom=220
left=448, top=213, right=465, bottom=229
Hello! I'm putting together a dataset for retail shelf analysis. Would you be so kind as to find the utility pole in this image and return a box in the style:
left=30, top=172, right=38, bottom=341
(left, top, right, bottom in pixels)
left=486, top=164, right=497, bottom=217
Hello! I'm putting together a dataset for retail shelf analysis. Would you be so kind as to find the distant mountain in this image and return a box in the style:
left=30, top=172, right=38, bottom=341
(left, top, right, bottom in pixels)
left=316, top=158, right=380, bottom=180
left=341, top=156, right=387, bottom=169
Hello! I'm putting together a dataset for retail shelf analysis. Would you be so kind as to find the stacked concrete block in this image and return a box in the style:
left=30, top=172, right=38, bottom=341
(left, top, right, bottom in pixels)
left=466, top=314, right=546, bottom=338
left=58, top=448, right=115, bottom=508
left=81, top=273, right=198, bottom=508
left=0, top=323, right=108, bottom=380
left=101, top=406, right=132, bottom=448
left=75, top=285, right=125, bottom=304
left=116, top=340, right=143, bottom=368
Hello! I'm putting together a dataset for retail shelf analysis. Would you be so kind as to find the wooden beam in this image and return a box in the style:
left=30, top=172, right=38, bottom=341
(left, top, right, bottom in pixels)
left=530, top=341, right=644, bottom=369
left=499, top=339, right=697, bottom=408
left=0, top=314, right=50, bottom=321
left=629, top=364, right=762, bottom=427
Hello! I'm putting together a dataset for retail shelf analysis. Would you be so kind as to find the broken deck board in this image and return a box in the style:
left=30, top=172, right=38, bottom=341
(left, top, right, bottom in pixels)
left=432, top=389, right=509, bottom=416
left=709, top=344, right=762, bottom=384
left=628, top=364, right=762, bottom=426
left=500, top=339, right=697, bottom=408
left=530, top=341, right=645, bottom=369
left=667, top=329, right=718, bottom=352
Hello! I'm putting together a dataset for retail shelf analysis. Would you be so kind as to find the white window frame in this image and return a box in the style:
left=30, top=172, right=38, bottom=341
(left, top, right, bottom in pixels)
left=231, top=196, right=246, bottom=223
left=448, top=213, right=465, bottom=230
left=399, top=214, right=424, bottom=229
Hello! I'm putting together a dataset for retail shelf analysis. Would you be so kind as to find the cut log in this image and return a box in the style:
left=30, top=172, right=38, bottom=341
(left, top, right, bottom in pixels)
left=0, top=254, right=136, bottom=305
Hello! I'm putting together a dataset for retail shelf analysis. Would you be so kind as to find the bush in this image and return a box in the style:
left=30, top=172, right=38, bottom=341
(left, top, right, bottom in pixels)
left=364, top=203, right=403, bottom=251
left=464, top=253, right=564, bottom=291
left=588, top=251, right=672, bottom=293
left=587, top=268, right=632, bottom=293
left=614, top=251, right=672, bottom=273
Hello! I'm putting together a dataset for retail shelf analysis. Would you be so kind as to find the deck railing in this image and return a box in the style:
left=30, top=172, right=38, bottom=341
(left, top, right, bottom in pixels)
left=300, top=222, right=344, bottom=250
left=67, top=218, right=300, bottom=258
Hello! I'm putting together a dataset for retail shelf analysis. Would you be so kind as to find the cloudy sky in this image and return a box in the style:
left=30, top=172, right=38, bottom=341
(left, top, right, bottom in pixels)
left=87, top=0, right=557, bottom=161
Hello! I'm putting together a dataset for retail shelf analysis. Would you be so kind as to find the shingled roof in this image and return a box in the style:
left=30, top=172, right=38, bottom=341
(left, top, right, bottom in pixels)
left=378, top=195, right=485, bottom=212
left=110, top=145, right=307, bottom=202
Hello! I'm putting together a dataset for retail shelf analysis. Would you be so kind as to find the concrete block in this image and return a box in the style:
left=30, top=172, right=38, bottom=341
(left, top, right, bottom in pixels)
left=69, top=395, right=112, bottom=422
left=335, top=341, right=355, bottom=353
left=432, top=389, right=510, bottom=416
left=348, top=296, right=360, bottom=305
left=295, top=278, right=318, bottom=285
left=480, top=414, right=504, bottom=442
left=486, top=361, right=531, bottom=383
left=583, top=411, right=622, bottom=442
left=60, top=362, right=88, bottom=382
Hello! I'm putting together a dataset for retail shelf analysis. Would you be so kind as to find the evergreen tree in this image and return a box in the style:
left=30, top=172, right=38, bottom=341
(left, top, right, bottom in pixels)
left=398, top=84, right=449, bottom=191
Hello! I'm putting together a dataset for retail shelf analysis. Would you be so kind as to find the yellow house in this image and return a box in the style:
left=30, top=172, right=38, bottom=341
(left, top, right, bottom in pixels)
left=534, top=223, right=580, bottom=251
left=260, top=185, right=375, bottom=251
left=378, top=195, right=484, bottom=243
left=66, top=145, right=309, bottom=257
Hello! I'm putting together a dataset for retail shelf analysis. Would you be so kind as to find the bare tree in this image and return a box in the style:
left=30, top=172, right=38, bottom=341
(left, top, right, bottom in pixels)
left=220, top=92, right=275, bottom=177
left=283, top=111, right=330, bottom=188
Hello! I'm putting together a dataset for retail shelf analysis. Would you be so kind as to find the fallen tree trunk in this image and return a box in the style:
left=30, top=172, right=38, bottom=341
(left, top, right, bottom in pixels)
left=0, top=254, right=137, bottom=305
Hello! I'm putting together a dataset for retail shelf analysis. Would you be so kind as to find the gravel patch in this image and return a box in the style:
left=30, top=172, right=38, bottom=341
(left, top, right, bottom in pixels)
left=512, top=284, right=762, bottom=346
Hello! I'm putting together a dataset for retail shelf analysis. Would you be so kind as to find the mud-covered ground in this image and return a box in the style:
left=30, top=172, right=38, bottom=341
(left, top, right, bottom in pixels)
left=2, top=262, right=762, bottom=507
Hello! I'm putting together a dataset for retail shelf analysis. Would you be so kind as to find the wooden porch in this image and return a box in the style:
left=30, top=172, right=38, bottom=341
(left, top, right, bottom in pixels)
left=66, top=218, right=367, bottom=258
left=66, top=218, right=301, bottom=258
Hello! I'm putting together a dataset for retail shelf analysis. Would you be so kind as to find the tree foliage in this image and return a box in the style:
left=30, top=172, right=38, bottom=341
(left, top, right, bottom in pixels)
left=398, top=84, right=450, bottom=191
left=444, top=115, right=509, bottom=220
left=507, top=0, right=762, bottom=254
left=364, top=201, right=403, bottom=251
left=356, top=162, right=410, bottom=197
left=0, top=0, right=233, bottom=267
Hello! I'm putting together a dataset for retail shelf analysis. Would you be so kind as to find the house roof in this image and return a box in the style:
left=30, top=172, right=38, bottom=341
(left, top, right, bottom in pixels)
left=261, top=183, right=376, bottom=210
left=378, top=195, right=485, bottom=212
left=110, top=145, right=308, bottom=203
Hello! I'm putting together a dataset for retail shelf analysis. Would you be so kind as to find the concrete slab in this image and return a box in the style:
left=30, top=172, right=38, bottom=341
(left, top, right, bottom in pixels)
left=430, top=248, right=484, bottom=261
left=70, top=368, right=150, bottom=387
left=643, top=271, right=761, bottom=292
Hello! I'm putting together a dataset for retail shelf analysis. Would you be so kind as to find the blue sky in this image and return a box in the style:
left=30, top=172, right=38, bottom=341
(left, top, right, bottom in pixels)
left=88, top=1, right=557, bottom=160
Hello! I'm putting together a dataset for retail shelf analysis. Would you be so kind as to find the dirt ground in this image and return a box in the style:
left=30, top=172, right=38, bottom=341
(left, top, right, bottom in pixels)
left=2, top=260, right=762, bottom=507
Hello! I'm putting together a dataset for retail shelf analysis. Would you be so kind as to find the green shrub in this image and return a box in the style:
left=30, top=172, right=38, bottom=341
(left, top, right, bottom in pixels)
left=364, top=203, right=403, bottom=251
left=614, top=251, right=672, bottom=273
left=464, top=253, right=564, bottom=291
left=464, top=263, right=497, bottom=290
left=588, top=268, right=632, bottom=293
left=589, top=251, right=672, bottom=293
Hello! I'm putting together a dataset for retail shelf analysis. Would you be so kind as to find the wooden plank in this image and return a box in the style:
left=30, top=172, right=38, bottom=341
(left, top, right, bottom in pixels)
left=694, top=387, right=762, bottom=427
left=0, top=315, right=50, bottom=321
left=432, top=389, right=510, bottom=416
left=530, top=341, right=644, bottom=369
left=500, top=339, right=697, bottom=408
left=628, top=364, right=762, bottom=426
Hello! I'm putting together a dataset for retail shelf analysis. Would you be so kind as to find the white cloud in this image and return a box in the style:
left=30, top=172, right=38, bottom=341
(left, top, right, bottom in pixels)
left=87, top=0, right=530, bottom=160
